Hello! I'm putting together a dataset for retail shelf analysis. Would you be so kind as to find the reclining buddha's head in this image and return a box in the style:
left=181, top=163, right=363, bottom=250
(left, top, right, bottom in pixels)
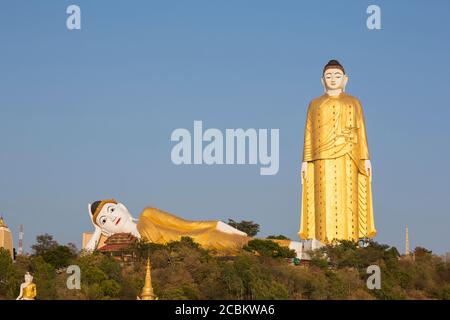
left=88, top=199, right=137, bottom=237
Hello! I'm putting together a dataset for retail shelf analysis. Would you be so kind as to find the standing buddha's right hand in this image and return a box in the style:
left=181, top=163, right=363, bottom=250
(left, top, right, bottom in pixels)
left=301, top=161, right=308, bottom=183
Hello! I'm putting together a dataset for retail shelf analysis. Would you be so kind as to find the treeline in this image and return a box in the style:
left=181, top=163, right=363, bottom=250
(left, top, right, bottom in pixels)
left=0, top=234, right=449, bottom=300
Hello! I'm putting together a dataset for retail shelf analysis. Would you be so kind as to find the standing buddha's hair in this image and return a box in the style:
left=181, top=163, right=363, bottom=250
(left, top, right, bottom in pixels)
left=323, top=59, right=345, bottom=75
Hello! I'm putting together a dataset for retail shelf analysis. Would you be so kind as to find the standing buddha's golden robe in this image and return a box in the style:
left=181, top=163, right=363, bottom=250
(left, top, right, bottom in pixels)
left=299, top=92, right=376, bottom=243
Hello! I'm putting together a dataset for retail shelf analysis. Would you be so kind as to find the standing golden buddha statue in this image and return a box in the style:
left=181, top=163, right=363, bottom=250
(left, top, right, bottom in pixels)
left=299, top=60, right=376, bottom=244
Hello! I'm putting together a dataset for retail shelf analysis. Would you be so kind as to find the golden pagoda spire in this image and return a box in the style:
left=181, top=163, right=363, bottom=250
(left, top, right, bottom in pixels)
left=139, top=257, right=157, bottom=300
left=0, top=216, right=5, bottom=228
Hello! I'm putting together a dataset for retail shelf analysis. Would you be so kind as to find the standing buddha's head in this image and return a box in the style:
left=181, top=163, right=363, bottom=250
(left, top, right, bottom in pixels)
left=322, top=59, right=348, bottom=92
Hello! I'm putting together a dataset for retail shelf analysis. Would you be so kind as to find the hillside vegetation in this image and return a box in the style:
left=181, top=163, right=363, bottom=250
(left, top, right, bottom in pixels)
left=0, top=235, right=448, bottom=300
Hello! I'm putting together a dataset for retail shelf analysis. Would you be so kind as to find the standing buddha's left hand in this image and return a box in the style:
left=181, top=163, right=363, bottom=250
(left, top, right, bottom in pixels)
left=364, top=160, right=372, bottom=181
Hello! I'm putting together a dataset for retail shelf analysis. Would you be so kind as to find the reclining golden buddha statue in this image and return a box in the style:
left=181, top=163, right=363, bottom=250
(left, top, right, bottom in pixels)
left=83, top=199, right=302, bottom=255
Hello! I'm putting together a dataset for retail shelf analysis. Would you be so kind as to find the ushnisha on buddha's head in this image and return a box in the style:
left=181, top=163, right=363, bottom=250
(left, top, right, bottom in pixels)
left=88, top=199, right=140, bottom=238
left=321, top=59, right=348, bottom=95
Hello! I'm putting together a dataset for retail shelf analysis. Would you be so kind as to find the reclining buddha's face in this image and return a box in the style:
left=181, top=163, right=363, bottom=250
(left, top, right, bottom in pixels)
left=91, top=202, right=135, bottom=236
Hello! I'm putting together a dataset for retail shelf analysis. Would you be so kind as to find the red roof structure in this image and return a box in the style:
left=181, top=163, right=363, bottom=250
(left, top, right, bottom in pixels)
left=97, top=233, right=138, bottom=262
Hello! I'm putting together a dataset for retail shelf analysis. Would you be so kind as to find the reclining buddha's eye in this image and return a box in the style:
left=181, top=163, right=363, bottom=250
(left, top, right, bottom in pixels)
left=108, top=207, right=115, bottom=214
left=99, top=216, right=107, bottom=225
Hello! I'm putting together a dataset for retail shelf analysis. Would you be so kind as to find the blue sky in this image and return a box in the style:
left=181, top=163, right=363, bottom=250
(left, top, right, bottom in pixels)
left=0, top=1, right=449, bottom=254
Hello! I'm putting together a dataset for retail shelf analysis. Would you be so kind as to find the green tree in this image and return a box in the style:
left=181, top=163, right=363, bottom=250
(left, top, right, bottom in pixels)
left=244, top=239, right=296, bottom=259
left=167, top=236, right=201, bottom=251
left=3, top=255, right=31, bottom=299
left=66, top=242, right=79, bottom=256
left=77, top=253, right=123, bottom=300
left=30, top=256, right=57, bottom=299
left=266, top=235, right=290, bottom=240
left=31, top=234, right=77, bottom=269
left=0, top=248, right=13, bottom=295
left=227, top=219, right=260, bottom=237
left=31, top=233, right=59, bottom=255
left=308, top=250, right=329, bottom=270
left=41, top=245, right=76, bottom=269
left=133, top=238, right=165, bottom=260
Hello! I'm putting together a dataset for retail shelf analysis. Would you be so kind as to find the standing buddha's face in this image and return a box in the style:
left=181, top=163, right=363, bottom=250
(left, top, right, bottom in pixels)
left=322, top=68, right=347, bottom=91
left=95, top=202, right=134, bottom=236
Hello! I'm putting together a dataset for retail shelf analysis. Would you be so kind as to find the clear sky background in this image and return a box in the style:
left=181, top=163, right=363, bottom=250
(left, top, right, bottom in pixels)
left=0, top=0, right=449, bottom=254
